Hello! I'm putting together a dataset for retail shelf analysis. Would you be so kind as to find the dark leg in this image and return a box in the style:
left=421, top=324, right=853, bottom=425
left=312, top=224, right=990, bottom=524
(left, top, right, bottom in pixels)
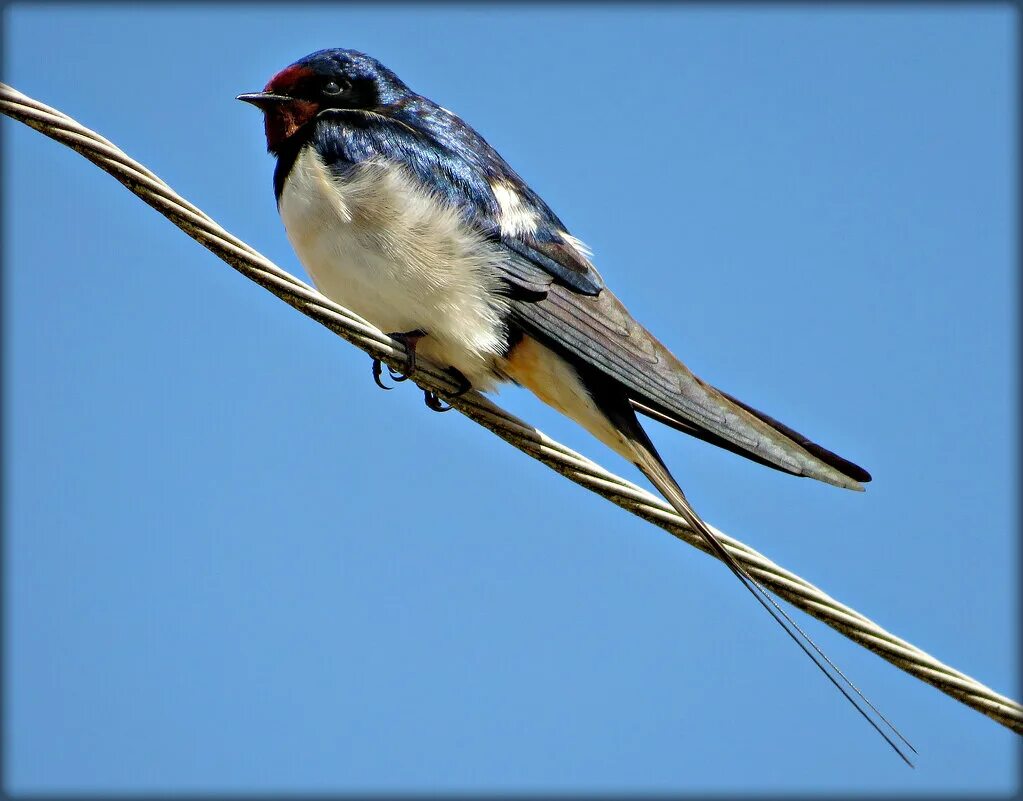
left=387, top=329, right=427, bottom=381
left=446, top=368, right=472, bottom=398
left=369, top=329, right=427, bottom=390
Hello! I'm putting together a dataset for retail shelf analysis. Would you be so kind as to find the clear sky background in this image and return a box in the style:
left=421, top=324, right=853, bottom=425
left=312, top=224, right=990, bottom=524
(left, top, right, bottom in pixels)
left=3, top=4, right=1017, bottom=796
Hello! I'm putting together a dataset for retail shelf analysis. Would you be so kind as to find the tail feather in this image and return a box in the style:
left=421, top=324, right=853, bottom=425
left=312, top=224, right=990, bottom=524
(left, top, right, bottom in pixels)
left=625, top=433, right=913, bottom=766
left=716, top=389, right=872, bottom=485
left=512, top=286, right=870, bottom=491
left=504, top=335, right=911, bottom=764
left=631, top=389, right=870, bottom=490
left=592, top=380, right=913, bottom=765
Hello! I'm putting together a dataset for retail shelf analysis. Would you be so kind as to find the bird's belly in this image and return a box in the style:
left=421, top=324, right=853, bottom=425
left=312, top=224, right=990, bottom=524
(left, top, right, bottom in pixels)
left=278, top=149, right=512, bottom=390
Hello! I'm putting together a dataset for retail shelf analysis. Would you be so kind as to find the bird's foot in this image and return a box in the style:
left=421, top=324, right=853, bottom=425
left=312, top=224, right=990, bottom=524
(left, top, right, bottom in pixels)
left=370, top=329, right=427, bottom=390
left=371, top=358, right=391, bottom=391
left=424, top=391, right=450, bottom=412
left=422, top=368, right=472, bottom=413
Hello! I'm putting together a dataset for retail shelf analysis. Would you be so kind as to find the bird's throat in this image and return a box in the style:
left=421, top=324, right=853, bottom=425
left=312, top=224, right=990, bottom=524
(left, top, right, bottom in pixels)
left=265, top=100, right=319, bottom=154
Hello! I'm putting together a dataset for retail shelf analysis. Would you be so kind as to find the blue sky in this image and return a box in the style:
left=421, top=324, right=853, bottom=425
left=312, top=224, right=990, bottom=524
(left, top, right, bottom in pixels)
left=3, top=4, right=1017, bottom=796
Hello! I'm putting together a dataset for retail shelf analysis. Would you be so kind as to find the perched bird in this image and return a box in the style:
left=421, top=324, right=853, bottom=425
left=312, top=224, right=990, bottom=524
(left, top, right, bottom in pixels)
left=239, top=48, right=910, bottom=761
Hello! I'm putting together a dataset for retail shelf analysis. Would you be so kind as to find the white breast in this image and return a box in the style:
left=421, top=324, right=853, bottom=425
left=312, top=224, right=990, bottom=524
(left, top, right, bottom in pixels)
left=278, top=148, right=512, bottom=391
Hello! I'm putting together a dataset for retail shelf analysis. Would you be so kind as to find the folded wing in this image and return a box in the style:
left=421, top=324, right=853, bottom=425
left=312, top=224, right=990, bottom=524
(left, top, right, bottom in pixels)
left=505, top=266, right=870, bottom=490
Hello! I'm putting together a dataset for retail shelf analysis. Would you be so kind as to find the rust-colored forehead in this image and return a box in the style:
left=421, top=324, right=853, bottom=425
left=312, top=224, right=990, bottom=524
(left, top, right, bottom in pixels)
left=264, top=64, right=316, bottom=93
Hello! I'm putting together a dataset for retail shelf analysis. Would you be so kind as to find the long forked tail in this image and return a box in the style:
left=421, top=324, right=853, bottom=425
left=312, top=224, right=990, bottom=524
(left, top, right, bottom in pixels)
left=586, top=369, right=917, bottom=763
left=627, top=437, right=916, bottom=765
left=503, top=335, right=913, bottom=762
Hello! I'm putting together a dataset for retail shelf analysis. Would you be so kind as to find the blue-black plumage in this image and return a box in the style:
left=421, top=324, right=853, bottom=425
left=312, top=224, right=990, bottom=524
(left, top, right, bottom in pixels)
left=237, top=48, right=915, bottom=765
left=238, top=47, right=868, bottom=488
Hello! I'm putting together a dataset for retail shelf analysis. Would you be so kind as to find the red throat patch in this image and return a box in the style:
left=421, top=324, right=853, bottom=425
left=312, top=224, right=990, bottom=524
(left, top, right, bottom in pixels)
left=263, top=99, right=319, bottom=152
left=261, top=64, right=319, bottom=153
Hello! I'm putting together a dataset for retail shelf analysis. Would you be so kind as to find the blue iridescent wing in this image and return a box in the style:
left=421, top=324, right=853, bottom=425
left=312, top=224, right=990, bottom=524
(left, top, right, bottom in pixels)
left=311, top=106, right=604, bottom=295
left=509, top=279, right=870, bottom=486
left=308, top=106, right=868, bottom=486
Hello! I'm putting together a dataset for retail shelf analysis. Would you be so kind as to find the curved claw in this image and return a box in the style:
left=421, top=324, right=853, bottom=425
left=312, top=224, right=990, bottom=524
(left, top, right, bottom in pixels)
left=388, top=365, right=412, bottom=383
left=423, top=369, right=472, bottom=413
left=424, top=391, right=453, bottom=413
left=372, top=359, right=392, bottom=390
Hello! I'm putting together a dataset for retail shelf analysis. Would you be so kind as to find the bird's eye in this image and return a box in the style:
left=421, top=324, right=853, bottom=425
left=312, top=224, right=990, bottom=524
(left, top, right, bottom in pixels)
left=322, top=80, right=344, bottom=96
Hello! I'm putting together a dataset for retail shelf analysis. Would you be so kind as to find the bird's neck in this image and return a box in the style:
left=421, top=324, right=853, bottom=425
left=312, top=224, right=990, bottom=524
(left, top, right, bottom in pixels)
left=272, top=124, right=316, bottom=204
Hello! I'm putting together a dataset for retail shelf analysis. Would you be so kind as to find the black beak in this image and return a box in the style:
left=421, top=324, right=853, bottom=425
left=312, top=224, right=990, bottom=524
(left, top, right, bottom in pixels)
left=236, top=92, right=292, bottom=109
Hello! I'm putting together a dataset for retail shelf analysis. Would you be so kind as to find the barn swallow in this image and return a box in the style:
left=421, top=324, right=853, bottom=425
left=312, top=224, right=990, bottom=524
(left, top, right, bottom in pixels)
left=239, top=48, right=911, bottom=761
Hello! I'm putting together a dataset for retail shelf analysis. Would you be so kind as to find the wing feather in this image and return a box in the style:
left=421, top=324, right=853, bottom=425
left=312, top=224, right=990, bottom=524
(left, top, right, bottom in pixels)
left=507, top=269, right=869, bottom=489
left=314, top=106, right=604, bottom=296
left=310, top=104, right=870, bottom=487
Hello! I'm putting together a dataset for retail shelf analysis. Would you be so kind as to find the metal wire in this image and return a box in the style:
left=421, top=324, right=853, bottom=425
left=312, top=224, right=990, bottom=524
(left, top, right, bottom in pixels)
left=3, top=81, right=1019, bottom=735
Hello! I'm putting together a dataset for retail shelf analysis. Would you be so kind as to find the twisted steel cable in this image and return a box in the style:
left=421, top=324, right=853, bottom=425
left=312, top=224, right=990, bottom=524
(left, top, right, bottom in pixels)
left=3, top=82, right=1019, bottom=735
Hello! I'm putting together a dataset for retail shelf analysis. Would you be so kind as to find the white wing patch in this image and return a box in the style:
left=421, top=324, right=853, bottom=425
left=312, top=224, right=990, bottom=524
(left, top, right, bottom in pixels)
left=491, top=181, right=539, bottom=237
left=559, top=230, right=593, bottom=258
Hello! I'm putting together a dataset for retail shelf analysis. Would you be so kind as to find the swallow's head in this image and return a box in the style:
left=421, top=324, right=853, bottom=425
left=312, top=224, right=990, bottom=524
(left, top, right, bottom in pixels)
left=237, top=48, right=410, bottom=154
